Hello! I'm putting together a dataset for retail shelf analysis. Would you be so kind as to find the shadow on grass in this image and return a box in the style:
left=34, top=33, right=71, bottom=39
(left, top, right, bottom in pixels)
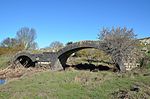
left=65, top=63, right=112, bottom=71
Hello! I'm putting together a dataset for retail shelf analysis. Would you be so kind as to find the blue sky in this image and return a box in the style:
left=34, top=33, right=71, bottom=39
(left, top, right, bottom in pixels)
left=0, top=0, right=150, bottom=48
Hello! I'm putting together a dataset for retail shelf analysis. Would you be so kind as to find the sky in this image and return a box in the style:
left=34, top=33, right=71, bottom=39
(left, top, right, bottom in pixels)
left=0, top=0, right=150, bottom=48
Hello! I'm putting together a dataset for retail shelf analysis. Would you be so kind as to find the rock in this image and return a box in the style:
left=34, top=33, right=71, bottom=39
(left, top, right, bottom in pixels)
left=130, top=85, right=140, bottom=92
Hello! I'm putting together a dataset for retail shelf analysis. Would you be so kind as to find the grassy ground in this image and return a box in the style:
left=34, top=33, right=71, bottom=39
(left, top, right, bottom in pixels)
left=0, top=69, right=150, bottom=99
left=0, top=55, right=11, bottom=69
left=0, top=52, right=150, bottom=99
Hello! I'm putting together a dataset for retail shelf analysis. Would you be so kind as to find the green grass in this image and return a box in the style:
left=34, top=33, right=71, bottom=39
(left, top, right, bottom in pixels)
left=0, top=70, right=150, bottom=99
left=0, top=55, right=11, bottom=69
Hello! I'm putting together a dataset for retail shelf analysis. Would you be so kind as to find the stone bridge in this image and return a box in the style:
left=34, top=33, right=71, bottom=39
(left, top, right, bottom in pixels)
left=13, top=40, right=123, bottom=71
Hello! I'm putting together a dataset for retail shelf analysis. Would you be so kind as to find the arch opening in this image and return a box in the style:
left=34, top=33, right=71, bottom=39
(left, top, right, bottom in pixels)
left=15, top=55, right=35, bottom=68
left=58, top=47, right=115, bottom=71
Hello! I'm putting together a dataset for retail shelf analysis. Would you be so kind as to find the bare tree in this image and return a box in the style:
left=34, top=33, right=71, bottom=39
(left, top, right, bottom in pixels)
left=49, top=41, right=64, bottom=52
left=16, top=27, right=37, bottom=50
left=98, top=27, right=138, bottom=72
left=0, top=37, right=17, bottom=48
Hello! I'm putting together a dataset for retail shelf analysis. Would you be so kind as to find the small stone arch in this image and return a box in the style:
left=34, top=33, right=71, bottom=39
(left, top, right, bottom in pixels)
left=13, top=52, right=36, bottom=67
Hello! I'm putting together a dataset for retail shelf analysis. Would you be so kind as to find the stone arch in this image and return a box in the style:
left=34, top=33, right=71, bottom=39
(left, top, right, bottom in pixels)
left=52, top=41, right=107, bottom=70
left=13, top=52, right=36, bottom=67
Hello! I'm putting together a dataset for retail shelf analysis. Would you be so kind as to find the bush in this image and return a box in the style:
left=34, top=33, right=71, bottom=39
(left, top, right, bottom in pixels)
left=75, top=49, right=111, bottom=62
left=139, top=54, right=150, bottom=69
left=0, top=44, right=24, bottom=56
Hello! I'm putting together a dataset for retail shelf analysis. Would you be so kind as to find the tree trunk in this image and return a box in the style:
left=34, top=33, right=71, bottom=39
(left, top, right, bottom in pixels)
left=118, top=61, right=126, bottom=73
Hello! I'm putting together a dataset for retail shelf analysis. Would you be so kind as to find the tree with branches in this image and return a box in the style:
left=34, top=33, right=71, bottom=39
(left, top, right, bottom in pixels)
left=16, top=27, right=38, bottom=50
left=0, top=37, right=17, bottom=48
left=98, top=27, right=139, bottom=72
left=49, top=41, right=64, bottom=52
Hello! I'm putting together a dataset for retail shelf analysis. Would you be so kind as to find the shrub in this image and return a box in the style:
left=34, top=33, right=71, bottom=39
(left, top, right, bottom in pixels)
left=0, top=44, right=24, bottom=56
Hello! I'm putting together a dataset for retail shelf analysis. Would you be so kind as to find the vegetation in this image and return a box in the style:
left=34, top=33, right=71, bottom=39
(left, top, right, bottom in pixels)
left=0, top=70, right=150, bottom=99
left=98, top=27, right=139, bottom=72
left=66, top=41, right=73, bottom=45
left=0, top=55, right=11, bottom=69
left=16, top=27, right=38, bottom=50
left=75, top=49, right=111, bottom=64
left=0, top=44, right=24, bottom=56
left=0, top=27, right=150, bottom=99
left=0, top=27, right=38, bottom=51
left=0, top=37, right=18, bottom=48
left=0, top=27, right=38, bottom=69
left=49, top=41, right=64, bottom=52
left=139, top=50, right=150, bottom=69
